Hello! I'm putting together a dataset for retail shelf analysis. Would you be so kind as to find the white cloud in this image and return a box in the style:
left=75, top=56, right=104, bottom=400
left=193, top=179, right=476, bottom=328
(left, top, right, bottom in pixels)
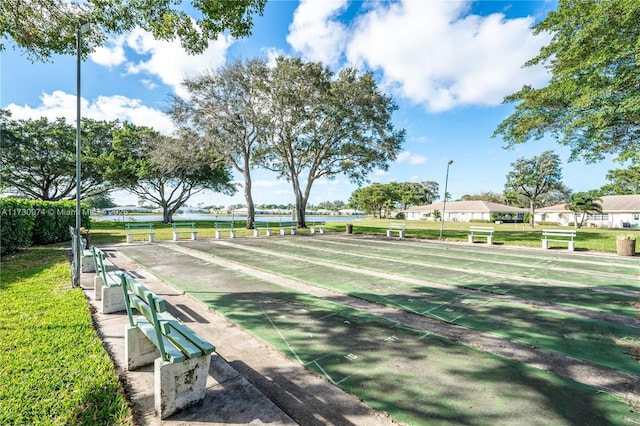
left=140, top=79, right=159, bottom=90
left=6, top=90, right=175, bottom=134
left=287, top=0, right=349, bottom=65
left=397, top=151, right=427, bottom=165
left=90, top=36, right=126, bottom=67
left=341, top=1, right=551, bottom=112
left=124, top=27, right=232, bottom=97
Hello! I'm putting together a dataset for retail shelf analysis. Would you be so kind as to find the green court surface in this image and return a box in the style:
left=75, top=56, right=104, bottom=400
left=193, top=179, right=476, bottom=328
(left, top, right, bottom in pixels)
left=224, top=237, right=639, bottom=317
left=119, top=236, right=640, bottom=425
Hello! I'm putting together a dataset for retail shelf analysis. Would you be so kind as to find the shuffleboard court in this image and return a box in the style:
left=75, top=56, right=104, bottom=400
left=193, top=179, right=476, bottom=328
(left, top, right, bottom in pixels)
left=118, top=236, right=640, bottom=425
left=224, top=237, right=640, bottom=318
left=161, top=239, right=640, bottom=376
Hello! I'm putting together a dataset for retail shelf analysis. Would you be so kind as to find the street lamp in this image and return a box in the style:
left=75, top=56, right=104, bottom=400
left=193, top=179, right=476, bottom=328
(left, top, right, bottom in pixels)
left=439, top=160, right=453, bottom=240
left=73, top=20, right=90, bottom=287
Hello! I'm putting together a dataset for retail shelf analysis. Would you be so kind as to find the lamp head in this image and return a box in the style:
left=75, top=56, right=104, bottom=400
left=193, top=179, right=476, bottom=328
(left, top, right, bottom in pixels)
left=448, top=160, right=454, bottom=165
left=79, top=21, right=90, bottom=34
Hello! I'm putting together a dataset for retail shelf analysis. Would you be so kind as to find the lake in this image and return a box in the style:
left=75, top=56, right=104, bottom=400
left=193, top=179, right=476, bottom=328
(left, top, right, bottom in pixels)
left=91, top=214, right=365, bottom=223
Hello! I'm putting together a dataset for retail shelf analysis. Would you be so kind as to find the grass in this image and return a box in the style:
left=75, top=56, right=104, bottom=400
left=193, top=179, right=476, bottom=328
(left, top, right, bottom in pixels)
left=87, top=217, right=638, bottom=254
left=0, top=247, right=133, bottom=426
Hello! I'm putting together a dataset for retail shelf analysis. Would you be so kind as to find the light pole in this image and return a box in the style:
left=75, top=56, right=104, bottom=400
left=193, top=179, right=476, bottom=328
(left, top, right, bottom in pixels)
left=439, top=160, right=453, bottom=240
left=74, top=20, right=90, bottom=287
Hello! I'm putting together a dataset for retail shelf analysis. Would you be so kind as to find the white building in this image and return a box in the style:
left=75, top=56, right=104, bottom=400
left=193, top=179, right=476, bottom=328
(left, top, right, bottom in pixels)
left=404, top=201, right=526, bottom=223
left=535, top=194, right=640, bottom=228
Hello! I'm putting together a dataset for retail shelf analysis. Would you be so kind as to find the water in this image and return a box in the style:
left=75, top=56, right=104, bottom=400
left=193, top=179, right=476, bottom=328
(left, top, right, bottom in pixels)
left=91, top=213, right=364, bottom=223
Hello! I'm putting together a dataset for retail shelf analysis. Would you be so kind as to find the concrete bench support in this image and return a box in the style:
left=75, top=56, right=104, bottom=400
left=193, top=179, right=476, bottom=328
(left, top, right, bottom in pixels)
left=155, top=355, right=211, bottom=419
left=126, top=233, right=155, bottom=243
left=101, top=285, right=126, bottom=314
left=81, top=251, right=95, bottom=273
left=215, top=230, right=236, bottom=239
left=125, top=325, right=211, bottom=419
left=173, top=231, right=197, bottom=241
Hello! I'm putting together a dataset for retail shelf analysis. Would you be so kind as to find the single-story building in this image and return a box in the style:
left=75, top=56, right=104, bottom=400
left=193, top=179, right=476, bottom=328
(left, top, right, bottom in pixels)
left=404, top=201, right=526, bottom=223
left=535, top=194, right=640, bottom=228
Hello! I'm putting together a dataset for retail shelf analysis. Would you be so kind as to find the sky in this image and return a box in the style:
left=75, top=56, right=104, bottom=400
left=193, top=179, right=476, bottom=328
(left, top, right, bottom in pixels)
left=1, top=0, right=618, bottom=208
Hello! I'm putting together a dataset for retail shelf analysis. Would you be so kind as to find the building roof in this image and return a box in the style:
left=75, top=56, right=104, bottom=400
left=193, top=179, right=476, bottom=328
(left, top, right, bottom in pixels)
left=537, top=194, right=640, bottom=213
left=406, top=200, right=526, bottom=213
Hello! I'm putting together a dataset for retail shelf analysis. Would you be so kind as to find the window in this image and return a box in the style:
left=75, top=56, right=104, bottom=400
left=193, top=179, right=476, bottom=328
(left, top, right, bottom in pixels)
left=586, top=213, right=609, bottom=221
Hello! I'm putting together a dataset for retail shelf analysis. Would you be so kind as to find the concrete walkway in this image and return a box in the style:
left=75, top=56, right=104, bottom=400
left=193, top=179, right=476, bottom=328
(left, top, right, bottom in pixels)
left=82, top=244, right=395, bottom=426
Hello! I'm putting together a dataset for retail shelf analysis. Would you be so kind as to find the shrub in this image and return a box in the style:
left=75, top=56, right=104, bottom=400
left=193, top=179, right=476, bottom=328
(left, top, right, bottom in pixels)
left=0, top=198, right=36, bottom=255
left=0, top=198, right=90, bottom=255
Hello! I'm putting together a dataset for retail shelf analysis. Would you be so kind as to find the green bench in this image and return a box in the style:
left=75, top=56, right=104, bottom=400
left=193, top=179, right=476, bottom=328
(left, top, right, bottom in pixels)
left=253, top=221, right=273, bottom=237
left=121, top=274, right=215, bottom=418
left=542, top=229, right=576, bottom=251
left=69, top=226, right=94, bottom=273
left=386, top=222, right=405, bottom=238
left=172, top=222, right=198, bottom=241
left=125, top=222, right=155, bottom=243
left=91, top=246, right=126, bottom=313
left=278, top=221, right=297, bottom=236
left=214, top=221, right=236, bottom=239
left=310, top=220, right=326, bottom=235
left=468, top=226, right=494, bottom=245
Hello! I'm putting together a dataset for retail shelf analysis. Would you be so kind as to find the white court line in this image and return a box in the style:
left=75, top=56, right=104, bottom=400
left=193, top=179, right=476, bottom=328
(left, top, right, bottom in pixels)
left=260, top=306, right=304, bottom=365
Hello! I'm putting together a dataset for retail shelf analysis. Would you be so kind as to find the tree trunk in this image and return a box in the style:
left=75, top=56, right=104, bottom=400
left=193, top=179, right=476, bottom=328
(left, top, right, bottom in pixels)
left=163, top=205, right=172, bottom=224
left=243, top=169, right=255, bottom=229
left=295, top=192, right=307, bottom=228
left=529, top=199, right=535, bottom=228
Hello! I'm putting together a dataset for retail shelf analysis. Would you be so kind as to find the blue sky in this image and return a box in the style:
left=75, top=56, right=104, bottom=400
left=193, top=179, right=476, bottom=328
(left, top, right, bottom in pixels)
left=1, top=0, right=617, bottom=207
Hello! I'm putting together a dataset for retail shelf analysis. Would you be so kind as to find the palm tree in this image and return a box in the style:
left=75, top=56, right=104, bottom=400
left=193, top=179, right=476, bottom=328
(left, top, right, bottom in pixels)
left=565, top=192, right=603, bottom=228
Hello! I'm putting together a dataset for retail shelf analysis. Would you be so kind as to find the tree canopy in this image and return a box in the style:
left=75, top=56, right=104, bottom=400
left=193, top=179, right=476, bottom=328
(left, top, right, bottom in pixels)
left=0, top=111, right=115, bottom=200
left=493, top=0, right=640, bottom=163
left=259, top=56, right=405, bottom=227
left=170, top=57, right=270, bottom=229
left=104, top=123, right=235, bottom=223
left=348, top=181, right=433, bottom=217
left=600, top=163, right=640, bottom=195
left=504, top=150, right=563, bottom=227
left=1, top=0, right=266, bottom=61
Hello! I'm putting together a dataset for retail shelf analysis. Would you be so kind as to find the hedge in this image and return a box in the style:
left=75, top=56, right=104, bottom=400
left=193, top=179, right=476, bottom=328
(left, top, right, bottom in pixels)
left=0, top=198, right=90, bottom=255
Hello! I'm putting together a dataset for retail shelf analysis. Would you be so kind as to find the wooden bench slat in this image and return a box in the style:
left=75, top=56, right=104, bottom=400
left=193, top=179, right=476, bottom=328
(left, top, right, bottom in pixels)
left=157, top=315, right=215, bottom=357
left=214, top=222, right=234, bottom=229
left=129, top=286, right=166, bottom=313
left=136, top=318, right=187, bottom=363
left=172, top=222, right=196, bottom=229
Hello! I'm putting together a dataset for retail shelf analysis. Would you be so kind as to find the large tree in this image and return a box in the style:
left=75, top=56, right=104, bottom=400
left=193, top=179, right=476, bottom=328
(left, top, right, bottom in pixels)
left=1, top=0, right=266, bottom=61
left=259, top=57, right=405, bottom=228
left=419, top=181, right=440, bottom=205
left=0, top=112, right=115, bottom=200
left=504, top=150, right=563, bottom=227
left=600, top=164, right=640, bottom=195
left=104, top=123, right=235, bottom=223
left=170, top=58, right=269, bottom=229
left=494, top=0, right=640, bottom=163
left=349, top=184, right=394, bottom=218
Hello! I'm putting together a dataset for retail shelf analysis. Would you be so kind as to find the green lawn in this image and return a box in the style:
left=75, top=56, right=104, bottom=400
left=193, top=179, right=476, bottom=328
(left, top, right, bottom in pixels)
left=0, top=247, right=133, bottom=426
left=87, top=216, right=638, bottom=254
